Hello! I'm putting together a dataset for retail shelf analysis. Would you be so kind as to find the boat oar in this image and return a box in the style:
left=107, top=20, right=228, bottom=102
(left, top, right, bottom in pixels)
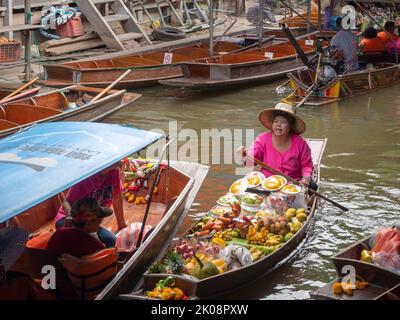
left=0, top=77, right=39, bottom=104
left=243, top=150, right=349, bottom=212
left=90, top=69, right=132, bottom=103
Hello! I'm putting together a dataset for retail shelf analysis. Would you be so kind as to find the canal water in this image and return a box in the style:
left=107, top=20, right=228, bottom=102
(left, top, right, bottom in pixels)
left=106, top=81, right=400, bottom=299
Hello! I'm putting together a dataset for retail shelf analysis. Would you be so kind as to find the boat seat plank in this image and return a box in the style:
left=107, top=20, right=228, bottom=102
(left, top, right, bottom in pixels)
left=112, top=56, right=161, bottom=67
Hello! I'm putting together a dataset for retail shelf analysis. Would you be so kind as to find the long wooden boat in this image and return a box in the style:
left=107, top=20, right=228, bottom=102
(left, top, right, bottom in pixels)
left=119, top=138, right=327, bottom=299
left=38, top=41, right=259, bottom=89
left=4, top=122, right=208, bottom=300
left=158, top=38, right=321, bottom=89
left=312, top=234, right=400, bottom=300
left=0, top=86, right=40, bottom=103
left=282, top=61, right=400, bottom=106
left=0, top=85, right=140, bottom=138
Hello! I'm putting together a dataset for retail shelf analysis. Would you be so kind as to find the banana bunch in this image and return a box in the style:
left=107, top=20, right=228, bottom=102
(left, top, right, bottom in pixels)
left=247, top=225, right=268, bottom=245
left=265, top=234, right=284, bottom=246
left=213, top=229, right=233, bottom=242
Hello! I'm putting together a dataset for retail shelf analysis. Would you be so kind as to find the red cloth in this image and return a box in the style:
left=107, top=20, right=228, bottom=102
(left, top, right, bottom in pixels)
left=46, top=228, right=105, bottom=258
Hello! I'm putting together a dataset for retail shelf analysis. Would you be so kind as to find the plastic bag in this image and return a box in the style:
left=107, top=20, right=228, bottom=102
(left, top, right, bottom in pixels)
left=372, top=251, right=400, bottom=274
left=265, top=193, right=288, bottom=215
left=219, top=244, right=252, bottom=271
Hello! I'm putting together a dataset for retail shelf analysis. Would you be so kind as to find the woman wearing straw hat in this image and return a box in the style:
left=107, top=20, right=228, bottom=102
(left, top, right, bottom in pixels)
left=241, top=103, right=314, bottom=187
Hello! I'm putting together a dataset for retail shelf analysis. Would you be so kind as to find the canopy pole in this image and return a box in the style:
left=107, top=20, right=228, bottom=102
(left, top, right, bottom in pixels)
left=353, top=1, right=398, bottom=64
left=136, top=137, right=175, bottom=249
left=307, top=0, right=311, bottom=34
left=317, top=0, right=321, bottom=30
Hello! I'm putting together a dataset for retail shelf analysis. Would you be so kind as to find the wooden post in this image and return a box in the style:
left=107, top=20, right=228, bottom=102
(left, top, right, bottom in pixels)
left=3, top=0, right=13, bottom=40
left=318, top=0, right=321, bottom=29
left=24, top=0, right=32, bottom=81
left=258, top=0, right=263, bottom=47
left=209, top=0, right=214, bottom=57
left=307, top=0, right=311, bottom=33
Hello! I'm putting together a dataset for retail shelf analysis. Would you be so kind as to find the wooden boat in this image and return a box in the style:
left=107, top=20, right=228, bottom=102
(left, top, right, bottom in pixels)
left=158, top=38, right=321, bottom=89
left=119, top=138, right=327, bottom=300
left=312, top=234, right=400, bottom=300
left=0, top=85, right=140, bottom=138
left=282, top=61, right=400, bottom=106
left=38, top=41, right=255, bottom=89
left=3, top=122, right=208, bottom=300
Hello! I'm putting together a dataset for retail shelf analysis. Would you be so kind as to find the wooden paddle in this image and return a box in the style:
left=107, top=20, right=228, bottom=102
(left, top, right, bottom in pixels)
left=243, top=149, right=349, bottom=212
left=90, top=69, right=132, bottom=103
left=0, top=77, right=39, bottom=104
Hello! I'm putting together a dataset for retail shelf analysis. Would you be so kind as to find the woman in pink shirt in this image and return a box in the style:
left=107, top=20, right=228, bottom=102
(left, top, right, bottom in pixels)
left=243, top=103, right=314, bottom=187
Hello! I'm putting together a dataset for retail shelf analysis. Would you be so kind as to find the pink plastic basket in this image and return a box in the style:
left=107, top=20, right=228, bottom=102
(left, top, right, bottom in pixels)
left=56, top=17, right=84, bottom=38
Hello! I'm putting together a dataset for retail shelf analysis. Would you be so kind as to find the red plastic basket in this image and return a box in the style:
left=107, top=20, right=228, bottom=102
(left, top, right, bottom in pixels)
left=56, top=16, right=84, bottom=38
left=0, top=41, right=21, bottom=62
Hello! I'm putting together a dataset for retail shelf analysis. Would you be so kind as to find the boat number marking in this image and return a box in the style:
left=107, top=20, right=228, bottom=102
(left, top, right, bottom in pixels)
left=305, top=40, right=314, bottom=46
left=264, top=52, right=274, bottom=59
left=163, top=53, right=173, bottom=64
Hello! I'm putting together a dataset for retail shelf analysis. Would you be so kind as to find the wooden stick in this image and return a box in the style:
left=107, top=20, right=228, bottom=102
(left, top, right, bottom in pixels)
left=90, top=69, right=132, bottom=103
left=244, top=150, right=349, bottom=212
left=0, top=77, right=38, bottom=103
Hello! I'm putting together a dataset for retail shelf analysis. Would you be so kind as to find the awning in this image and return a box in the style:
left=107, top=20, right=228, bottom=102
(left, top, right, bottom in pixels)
left=0, top=122, right=163, bottom=223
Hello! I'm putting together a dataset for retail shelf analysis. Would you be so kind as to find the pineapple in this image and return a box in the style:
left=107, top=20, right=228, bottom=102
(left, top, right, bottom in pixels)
left=164, top=251, right=184, bottom=274
left=148, top=260, right=167, bottom=274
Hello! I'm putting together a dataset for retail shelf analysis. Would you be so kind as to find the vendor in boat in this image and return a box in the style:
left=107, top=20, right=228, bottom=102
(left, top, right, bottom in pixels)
left=47, top=198, right=110, bottom=257
left=0, top=220, right=55, bottom=300
left=360, top=27, right=386, bottom=54
left=240, top=103, right=315, bottom=189
left=55, top=163, right=127, bottom=247
left=330, top=17, right=359, bottom=71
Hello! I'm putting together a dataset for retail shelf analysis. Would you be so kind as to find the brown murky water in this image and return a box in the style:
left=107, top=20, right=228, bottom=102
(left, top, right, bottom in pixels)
left=106, top=81, right=400, bottom=299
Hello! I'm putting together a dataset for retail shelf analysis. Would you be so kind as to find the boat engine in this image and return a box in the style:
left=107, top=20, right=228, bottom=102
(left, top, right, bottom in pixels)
left=308, top=40, right=346, bottom=85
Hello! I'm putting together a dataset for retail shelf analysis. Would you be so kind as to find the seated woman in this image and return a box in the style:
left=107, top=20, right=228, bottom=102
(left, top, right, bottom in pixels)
left=47, top=198, right=114, bottom=258
left=241, top=103, right=315, bottom=188
left=377, top=21, right=399, bottom=45
left=360, top=27, right=386, bottom=54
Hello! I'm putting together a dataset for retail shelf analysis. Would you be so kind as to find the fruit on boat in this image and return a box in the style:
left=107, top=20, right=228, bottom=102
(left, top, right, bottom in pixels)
left=148, top=260, right=167, bottom=274
left=249, top=247, right=263, bottom=262
left=165, top=251, right=185, bottom=273
left=284, top=232, right=293, bottom=242
left=285, top=208, right=296, bottom=222
left=296, top=212, right=307, bottom=222
left=360, top=249, right=373, bottom=263
left=190, top=253, right=219, bottom=279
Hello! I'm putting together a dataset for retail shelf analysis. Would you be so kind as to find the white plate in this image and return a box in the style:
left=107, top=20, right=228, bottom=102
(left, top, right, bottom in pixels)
left=262, top=175, right=287, bottom=191
left=229, top=178, right=249, bottom=195
left=280, top=184, right=302, bottom=195
left=245, top=171, right=265, bottom=188
left=240, top=203, right=262, bottom=212
left=217, top=194, right=239, bottom=207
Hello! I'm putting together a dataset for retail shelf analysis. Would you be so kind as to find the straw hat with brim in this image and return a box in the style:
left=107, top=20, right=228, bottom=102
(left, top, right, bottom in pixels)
left=0, top=227, right=29, bottom=272
left=259, top=102, right=306, bottom=135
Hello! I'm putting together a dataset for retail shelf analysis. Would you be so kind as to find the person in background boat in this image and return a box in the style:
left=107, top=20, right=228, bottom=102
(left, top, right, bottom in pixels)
left=360, top=27, right=386, bottom=54
left=246, top=0, right=276, bottom=25
left=47, top=198, right=111, bottom=257
left=239, top=103, right=315, bottom=189
left=55, top=163, right=127, bottom=247
left=0, top=219, right=55, bottom=300
left=378, top=21, right=399, bottom=44
left=321, top=0, right=345, bottom=30
left=330, top=17, right=359, bottom=72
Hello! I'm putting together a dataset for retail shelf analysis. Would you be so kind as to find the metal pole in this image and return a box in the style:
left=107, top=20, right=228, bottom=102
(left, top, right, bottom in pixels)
left=318, top=0, right=321, bottom=29
left=24, top=0, right=32, bottom=82
left=258, top=0, right=263, bottom=47
left=209, top=0, right=214, bottom=57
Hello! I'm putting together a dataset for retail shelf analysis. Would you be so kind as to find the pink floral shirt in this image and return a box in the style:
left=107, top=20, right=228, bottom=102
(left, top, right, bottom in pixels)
left=55, top=168, right=123, bottom=222
left=246, top=132, right=313, bottom=181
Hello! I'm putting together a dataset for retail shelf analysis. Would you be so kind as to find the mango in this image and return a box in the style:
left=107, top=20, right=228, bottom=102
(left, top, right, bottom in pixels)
left=296, top=208, right=305, bottom=214
left=284, top=232, right=293, bottom=242
left=296, top=212, right=307, bottom=222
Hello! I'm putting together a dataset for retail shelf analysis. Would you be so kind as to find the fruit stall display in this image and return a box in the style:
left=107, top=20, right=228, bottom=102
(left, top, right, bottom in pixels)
left=144, top=173, right=311, bottom=296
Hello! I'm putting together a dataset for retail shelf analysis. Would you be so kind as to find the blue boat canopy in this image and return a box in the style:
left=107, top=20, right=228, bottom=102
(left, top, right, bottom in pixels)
left=0, top=122, right=163, bottom=223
